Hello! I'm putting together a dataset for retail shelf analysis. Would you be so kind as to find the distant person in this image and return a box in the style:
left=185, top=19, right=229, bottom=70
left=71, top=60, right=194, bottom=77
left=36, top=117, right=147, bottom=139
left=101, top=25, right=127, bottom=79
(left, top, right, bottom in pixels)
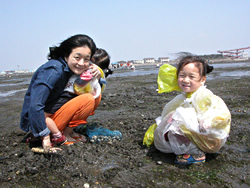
left=20, top=34, right=102, bottom=152
left=153, top=55, right=231, bottom=164
left=44, top=48, right=112, bottom=146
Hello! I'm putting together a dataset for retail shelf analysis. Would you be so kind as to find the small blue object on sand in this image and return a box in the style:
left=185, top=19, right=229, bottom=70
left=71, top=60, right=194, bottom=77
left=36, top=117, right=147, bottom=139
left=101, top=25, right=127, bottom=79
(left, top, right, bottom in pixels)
left=84, top=125, right=122, bottom=143
left=175, top=155, right=205, bottom=165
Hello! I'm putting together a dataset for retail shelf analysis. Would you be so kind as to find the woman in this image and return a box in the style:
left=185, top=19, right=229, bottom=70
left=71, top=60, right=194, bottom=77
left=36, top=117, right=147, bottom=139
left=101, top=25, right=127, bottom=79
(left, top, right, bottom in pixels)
left=20, top=34, right=101, bottom=152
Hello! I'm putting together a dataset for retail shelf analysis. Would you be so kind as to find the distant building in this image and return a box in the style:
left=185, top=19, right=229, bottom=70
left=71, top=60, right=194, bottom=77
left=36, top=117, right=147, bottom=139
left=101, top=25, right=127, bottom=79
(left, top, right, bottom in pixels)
left=143, top=58, right=155, bottom=64
left=15, top=70, right=29, bottom=73
left=133, top=60, right=144, bottom=64
left=242, top=52, right=248, bottom=59
left=158, top=57, right=170, bottom=64
left=4, top=70, right=15, bottom=74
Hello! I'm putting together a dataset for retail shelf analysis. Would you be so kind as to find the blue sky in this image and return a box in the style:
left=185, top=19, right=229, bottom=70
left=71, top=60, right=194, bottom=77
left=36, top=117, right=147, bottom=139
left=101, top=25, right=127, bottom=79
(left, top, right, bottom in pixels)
left=0, top=0, right=249, bottom=71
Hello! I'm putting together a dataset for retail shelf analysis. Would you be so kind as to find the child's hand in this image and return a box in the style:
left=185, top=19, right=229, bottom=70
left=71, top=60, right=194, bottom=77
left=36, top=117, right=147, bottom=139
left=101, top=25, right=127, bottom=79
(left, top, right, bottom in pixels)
left=89, top=64, right=101, bottom=79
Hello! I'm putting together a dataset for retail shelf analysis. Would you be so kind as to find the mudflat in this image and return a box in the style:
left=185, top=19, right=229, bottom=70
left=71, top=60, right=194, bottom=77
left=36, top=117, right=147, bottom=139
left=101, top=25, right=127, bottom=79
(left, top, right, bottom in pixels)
left=0, top=64, right=249, bottom=187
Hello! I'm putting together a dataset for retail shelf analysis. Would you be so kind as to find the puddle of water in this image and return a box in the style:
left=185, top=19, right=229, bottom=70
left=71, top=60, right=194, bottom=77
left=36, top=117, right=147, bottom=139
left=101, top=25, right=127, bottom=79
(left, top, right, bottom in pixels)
left=212, top=62, right=250, bottom=68
left=111, top=62, right=250, bottom=78
left=111, top=69, right=159, bottom=78
left=0, top=88, right=27, bottom=97
left=219, top=70, right=250, bottom=77
left=0, top=79, right=30, bottom=87
left=206, top=70, right=250, bottom=80
left=0, top=62, right=249, bottom=98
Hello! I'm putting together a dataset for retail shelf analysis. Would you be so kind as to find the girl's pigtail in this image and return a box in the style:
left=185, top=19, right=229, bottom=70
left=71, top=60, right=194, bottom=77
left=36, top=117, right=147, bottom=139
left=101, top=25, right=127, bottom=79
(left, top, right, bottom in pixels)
left=206, top=64, right=214, bottom=74
left=105, top=68, right=113, bottom=78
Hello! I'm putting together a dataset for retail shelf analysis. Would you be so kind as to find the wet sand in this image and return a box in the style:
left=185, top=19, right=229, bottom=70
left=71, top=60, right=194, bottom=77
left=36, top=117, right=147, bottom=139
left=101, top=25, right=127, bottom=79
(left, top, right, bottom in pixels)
left=0, top=64, right=249, bottom=187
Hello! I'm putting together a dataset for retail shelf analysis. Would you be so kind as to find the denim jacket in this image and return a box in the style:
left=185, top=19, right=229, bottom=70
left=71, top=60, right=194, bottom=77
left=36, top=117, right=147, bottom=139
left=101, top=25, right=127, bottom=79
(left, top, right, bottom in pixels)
left=20, top=57, right=73, bottom=137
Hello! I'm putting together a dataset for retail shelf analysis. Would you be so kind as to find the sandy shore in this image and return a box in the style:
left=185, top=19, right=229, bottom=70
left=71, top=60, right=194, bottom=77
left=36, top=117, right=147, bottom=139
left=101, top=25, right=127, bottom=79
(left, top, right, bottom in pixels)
left=0, top=63, right=249, bottom=187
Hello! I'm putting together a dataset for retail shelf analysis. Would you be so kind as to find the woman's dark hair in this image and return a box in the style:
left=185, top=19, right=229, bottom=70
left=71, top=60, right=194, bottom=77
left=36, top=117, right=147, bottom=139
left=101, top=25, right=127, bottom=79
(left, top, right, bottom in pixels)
left=177, top=55, right=213, bottom=79
left=91, top=48, right=113, bottom=77
left=48, top=34, right=96, bottom=60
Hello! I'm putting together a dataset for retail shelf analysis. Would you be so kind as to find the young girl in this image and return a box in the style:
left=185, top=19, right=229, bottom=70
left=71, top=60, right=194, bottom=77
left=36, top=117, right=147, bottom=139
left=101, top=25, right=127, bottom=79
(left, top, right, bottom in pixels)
left=153, top=55, right=231, bottom=164
left=91, top=48, right=113, bottom=78
left=20, top=34, right=101, bottom=152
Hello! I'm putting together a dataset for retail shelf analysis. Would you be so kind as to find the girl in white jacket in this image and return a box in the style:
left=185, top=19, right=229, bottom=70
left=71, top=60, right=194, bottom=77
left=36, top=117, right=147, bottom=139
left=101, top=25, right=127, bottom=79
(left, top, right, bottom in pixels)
left=154, top=55, right=231, bottom=164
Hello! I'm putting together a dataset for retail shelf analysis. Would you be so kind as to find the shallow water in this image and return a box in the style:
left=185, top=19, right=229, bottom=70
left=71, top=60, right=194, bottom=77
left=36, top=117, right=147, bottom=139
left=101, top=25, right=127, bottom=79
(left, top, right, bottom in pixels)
left=0, top=78, right=29, bottom=99
left=212, top=62, right=250, bottom=68
left=0, top=88, right=27, bottom=97
left=0, top=80, right=30, bottom=87
left=111, top=62, right=250, bottom=78
left=0, top=62, right=249, bottom=98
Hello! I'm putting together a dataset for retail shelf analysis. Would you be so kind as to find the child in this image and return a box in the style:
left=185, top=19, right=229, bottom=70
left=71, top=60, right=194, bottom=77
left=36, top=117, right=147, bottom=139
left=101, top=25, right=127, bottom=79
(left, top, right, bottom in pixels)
left=65, top=48, right=112, bottom=99
left=91, top=48, right=113, bottom=78
left=153, top=55, right=231, bottom=164
left=44, top=48, right=111, bottom=148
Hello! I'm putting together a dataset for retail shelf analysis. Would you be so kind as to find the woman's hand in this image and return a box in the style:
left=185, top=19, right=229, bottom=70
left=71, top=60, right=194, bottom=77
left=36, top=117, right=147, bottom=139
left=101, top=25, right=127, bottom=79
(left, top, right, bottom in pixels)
left=89, top=64, right=101, bottom=79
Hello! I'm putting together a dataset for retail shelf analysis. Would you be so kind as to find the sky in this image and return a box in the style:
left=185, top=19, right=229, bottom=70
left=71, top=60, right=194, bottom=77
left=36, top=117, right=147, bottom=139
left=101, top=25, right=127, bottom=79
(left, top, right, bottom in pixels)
left=0, top=0, right=250, bottom=71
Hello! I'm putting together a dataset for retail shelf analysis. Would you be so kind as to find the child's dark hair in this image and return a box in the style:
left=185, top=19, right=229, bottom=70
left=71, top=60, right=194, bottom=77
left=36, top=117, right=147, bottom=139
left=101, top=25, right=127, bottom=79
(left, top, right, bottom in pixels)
left=177, top=55, right=213, bottom=79
left=92, top=48, right=113, bottom=77
left=48, top=34, right=96, bottom=60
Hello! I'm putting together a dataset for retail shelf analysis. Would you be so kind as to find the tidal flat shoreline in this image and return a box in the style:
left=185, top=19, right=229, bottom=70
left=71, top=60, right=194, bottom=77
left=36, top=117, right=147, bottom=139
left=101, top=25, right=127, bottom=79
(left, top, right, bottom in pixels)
left=0, top=64, right=249, bottom=187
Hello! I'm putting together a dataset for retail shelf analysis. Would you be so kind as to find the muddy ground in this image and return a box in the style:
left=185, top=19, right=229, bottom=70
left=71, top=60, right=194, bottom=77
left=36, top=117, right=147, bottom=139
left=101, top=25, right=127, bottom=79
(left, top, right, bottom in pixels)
left=0, top=64, right=249, bottom=188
